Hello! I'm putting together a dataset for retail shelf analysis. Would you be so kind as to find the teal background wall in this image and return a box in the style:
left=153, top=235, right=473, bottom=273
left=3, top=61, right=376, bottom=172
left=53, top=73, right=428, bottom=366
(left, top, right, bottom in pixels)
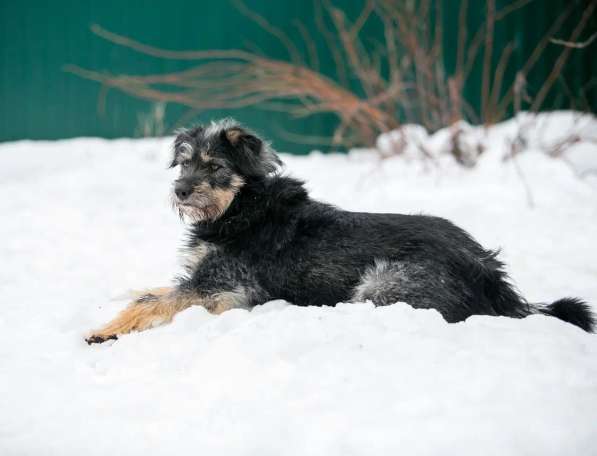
left=1, top=0, right=595, bottom=153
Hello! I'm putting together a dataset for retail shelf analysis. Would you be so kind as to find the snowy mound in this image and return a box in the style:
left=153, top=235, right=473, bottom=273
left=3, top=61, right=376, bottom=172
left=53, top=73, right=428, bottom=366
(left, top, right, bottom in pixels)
left=1, top=112, right=596, bottom=454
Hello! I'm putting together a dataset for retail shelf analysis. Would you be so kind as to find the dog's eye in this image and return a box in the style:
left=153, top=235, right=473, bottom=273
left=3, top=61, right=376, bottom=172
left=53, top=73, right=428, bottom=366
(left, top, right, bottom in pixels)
left=209, top=164, right=222, bottom=172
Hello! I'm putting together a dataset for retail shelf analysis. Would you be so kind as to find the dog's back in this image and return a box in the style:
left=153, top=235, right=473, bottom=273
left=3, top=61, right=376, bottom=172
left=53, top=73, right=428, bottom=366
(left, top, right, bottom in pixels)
left=199, top=174, right=593, bottom=332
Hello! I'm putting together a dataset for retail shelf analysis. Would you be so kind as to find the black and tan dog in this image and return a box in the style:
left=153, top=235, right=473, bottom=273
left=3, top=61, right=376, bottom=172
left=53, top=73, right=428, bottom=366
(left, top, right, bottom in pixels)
left=86, top=119, right=594, bottom=343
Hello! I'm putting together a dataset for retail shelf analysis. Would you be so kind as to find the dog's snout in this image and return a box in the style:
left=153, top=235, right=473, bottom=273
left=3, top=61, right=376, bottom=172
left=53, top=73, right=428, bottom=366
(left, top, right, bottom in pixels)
left=175, top=182, right=193, bottom=200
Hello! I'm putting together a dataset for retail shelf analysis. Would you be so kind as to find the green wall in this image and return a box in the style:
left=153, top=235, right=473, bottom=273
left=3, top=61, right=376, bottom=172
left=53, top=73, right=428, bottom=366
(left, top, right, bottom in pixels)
left=1, top=0, right=595, bottom=153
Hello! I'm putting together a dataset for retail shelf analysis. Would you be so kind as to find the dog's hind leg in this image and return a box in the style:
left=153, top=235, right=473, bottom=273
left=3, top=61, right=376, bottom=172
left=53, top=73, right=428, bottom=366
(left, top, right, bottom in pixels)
left=86, top=286, right=253, bottom=344
left=351, top=259, right=478, bottom=322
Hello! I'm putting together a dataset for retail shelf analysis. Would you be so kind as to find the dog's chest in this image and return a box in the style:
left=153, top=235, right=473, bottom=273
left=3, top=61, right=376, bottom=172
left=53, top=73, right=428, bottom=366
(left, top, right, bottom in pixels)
left=180, top=241, right=217, bottom=272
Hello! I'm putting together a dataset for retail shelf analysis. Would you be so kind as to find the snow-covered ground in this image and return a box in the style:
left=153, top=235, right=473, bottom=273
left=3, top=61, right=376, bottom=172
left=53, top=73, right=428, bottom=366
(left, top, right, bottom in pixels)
left=1, top=112, right=596, bottom=455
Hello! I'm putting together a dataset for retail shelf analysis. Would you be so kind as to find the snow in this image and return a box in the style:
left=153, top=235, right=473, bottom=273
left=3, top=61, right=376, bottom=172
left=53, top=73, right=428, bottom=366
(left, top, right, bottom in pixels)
left=1, top=112, right=596, bottom=455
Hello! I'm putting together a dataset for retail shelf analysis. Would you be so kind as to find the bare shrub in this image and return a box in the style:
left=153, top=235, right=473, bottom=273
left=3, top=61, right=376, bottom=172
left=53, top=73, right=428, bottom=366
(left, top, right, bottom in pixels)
left=65, top=0, right=596, bottom=154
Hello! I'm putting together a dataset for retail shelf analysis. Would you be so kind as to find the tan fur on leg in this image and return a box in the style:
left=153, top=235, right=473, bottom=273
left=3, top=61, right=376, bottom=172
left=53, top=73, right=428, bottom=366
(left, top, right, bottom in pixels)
left=87, top=289, right=197, bottom=344
left=86, top=286, right=249, bottom=344
left=209, top=288, right=249, bottom=314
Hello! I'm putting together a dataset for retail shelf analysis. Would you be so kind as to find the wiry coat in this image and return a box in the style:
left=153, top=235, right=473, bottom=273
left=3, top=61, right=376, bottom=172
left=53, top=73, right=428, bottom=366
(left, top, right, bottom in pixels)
left=177, top=121, right=593, bottom=332
left=86, top=119, right=594, bottom=344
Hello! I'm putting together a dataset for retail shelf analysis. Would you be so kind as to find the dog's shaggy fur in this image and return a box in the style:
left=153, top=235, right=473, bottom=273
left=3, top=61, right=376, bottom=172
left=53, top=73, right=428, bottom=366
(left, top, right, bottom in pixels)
left=87, top=119, right=594, bottom=343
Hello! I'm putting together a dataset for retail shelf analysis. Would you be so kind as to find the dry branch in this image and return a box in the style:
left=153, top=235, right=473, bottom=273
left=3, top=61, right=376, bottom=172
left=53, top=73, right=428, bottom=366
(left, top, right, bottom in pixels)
left=550, top=31, right=597, bottom=48
left=67, top=0, right=591, bottom=152
left=531, top=1, right=596, bottom=112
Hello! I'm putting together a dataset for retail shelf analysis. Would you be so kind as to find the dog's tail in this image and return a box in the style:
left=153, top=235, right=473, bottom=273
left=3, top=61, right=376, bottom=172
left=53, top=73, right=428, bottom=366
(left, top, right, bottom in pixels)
left=478, top=253, right=594, bottom=332
left=532, top=297, right=595, bottom=332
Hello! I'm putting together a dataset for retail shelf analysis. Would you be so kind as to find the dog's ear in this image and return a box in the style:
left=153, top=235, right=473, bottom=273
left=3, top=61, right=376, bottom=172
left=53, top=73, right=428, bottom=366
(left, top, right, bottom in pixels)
left=221, top=126, right=281, bottom=177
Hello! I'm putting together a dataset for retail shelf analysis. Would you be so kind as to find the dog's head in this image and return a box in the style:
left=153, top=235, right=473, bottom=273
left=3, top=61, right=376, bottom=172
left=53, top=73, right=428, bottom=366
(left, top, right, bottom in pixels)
left=170, top=119, right=282, bottom=222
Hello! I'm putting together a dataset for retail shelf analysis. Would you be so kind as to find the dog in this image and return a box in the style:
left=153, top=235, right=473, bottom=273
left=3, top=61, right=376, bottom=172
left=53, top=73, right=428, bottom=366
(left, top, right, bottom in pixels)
left=86, top=119, right=594, bottom=343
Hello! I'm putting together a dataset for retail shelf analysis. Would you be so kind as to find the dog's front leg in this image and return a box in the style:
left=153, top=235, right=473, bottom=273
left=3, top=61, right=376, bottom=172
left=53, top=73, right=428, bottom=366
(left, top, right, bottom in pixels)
left=85, top=286, right=249, bottom=344
left=85, top=287, right=197, bottom=344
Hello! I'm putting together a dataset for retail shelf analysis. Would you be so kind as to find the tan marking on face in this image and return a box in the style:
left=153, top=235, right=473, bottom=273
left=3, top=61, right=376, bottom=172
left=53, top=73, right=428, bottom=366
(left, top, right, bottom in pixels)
left=179, top=174, right=244, bottom=222
left=225, top=127, right=244, bottom=145
left=200, top=151, right=212, bottom=162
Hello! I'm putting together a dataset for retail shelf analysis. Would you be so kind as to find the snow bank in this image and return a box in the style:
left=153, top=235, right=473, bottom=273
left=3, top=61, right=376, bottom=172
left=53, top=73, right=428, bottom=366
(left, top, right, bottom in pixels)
left=1, top=112, right=596, bottom=455
left=376, top=111, right=597, bottom=175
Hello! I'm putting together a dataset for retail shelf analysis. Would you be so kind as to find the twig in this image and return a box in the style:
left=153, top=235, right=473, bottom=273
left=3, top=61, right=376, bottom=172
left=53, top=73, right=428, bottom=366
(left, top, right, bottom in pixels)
left=481, top=0, right=496, bottom=124
left=294, top=20, right=320, bottom=71
left=550, top=31, right=597, bottom=49
left=487, top=41, right=515, bottom=123
left=496, top=2, right=574, bottom=115
left=90, top=24, right=255, bottom=61
left=233, top=0, right=303, bottom=65
left=511, top=147, right=535, bottom=208
left=68, top=0, right=588, bottom=156
left=317, top=3, right=351, bottom=91
left=531, top=1, right=597, bottom=111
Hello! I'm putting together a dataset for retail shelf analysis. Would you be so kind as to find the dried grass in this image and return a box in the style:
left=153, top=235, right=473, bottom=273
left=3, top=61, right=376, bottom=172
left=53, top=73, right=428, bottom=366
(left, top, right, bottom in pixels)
left=65, top=0, right=595, bottom=150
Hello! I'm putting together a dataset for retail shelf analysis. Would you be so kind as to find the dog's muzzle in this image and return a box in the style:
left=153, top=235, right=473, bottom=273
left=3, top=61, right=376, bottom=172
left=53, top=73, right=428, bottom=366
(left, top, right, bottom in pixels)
left=172, top=185, right=213, bottom=222
left=174, top=181, right=193, bottom=201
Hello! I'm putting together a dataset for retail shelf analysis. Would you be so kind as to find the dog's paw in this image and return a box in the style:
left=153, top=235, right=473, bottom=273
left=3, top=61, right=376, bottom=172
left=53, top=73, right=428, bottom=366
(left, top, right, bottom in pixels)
left=85, top=334, right=118, bottom=345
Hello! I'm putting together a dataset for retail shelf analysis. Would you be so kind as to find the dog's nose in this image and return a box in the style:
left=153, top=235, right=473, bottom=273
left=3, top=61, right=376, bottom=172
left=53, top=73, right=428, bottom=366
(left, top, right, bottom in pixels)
left=175, top=182, right=192, bottom=200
